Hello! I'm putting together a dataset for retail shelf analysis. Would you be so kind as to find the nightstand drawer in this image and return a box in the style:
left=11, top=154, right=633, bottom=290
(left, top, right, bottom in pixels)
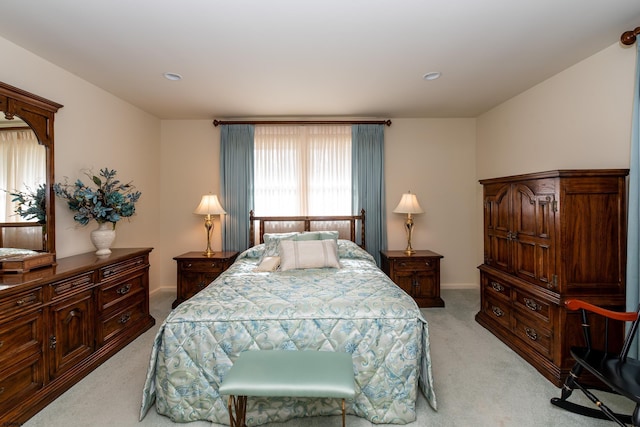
left=394, top=258, right=436, bottom=272
left=180, top=260, right=224, bottom=273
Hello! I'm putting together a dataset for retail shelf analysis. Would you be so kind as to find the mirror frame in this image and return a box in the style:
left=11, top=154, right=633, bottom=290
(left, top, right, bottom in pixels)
left=0, top=81, right=63, bottom=254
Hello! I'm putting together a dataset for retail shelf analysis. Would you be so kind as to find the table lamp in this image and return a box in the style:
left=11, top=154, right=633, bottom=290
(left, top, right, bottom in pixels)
left=393, top=191, right=424, bottom=255
left=194, top=194, right=226, bottom=256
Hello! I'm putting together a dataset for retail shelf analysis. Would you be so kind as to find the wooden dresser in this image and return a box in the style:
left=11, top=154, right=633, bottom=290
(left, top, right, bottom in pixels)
left=0, top=248, right=155, bottom=425
left=476, top=170, right=628, bottom=387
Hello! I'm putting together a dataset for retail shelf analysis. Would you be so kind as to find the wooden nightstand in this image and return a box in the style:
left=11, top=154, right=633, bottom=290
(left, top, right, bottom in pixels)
left=380, top=250, right=444, bottom=308
left=173, top=251, right=238, bottom=308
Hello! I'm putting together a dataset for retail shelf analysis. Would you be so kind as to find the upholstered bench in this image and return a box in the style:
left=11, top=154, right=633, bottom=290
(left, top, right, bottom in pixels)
left=219, top=350, right=355, bottom=427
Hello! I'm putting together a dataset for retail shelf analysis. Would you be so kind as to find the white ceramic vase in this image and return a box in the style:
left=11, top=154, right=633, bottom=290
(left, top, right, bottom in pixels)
left=90, top=222, right=116, bottom=256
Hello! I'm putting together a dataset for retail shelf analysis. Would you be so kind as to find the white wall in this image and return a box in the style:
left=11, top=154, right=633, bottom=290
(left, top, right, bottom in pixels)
left=156, top=118, right=479, bottom=290
left=477, top=43, right=635, bottom=179
left=385, top=119, right=477, bottom=288
left=1, top=36, right=163, bottom=288
left=476, top=42, right=637, bottom=268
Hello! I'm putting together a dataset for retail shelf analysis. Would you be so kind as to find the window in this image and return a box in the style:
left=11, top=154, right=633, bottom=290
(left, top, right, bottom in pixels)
left=253, top=125, right=351, bottom=216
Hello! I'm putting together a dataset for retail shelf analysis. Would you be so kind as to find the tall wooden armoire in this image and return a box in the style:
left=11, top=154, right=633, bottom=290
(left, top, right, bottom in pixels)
left=476, top=169, right=628, bottom=386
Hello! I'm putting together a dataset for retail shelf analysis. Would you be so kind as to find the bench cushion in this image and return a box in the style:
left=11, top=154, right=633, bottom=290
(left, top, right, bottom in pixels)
left=219, top=350, right=355, bottom=399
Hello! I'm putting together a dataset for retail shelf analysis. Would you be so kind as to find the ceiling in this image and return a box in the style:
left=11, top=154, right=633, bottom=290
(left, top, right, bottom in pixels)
left=1, top=1, right=639, bottom=120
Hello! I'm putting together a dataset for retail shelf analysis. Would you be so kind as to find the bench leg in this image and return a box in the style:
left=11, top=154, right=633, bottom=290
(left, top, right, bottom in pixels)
left=228, top=395, right=247, bottom=427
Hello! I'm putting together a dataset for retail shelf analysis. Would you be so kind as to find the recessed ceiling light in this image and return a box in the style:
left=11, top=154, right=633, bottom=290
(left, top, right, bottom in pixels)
left=423, top=72, right=441, bottom=81
left=163, top=72, right=183, bottom=81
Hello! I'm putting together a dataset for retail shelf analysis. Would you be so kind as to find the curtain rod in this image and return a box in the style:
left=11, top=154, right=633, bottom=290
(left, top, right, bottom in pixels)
left=213, top=119, right=392, bottom=127
left=621, top=26, right=640, bottom=45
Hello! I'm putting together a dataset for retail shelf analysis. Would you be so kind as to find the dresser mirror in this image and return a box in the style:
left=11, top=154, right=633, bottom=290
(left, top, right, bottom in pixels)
left=0, top=81, right=62, bottom=254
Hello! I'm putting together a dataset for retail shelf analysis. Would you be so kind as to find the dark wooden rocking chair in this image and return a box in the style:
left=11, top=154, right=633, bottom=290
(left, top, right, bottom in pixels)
left=551, top=299, right=640, bottom=426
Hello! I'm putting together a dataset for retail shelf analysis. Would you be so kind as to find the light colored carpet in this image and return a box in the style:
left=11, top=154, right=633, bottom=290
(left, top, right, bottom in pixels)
left=23, top=289, right=633, bottom=427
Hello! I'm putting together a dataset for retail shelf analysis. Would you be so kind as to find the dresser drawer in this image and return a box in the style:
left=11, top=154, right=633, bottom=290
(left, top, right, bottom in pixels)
left=97, top=294, right=147, bottom=346
left=0, top=352, right=44, bottom=407
left=481, top=294, right=512, bottom=330
left=99, top=255, right=147, bottom=281
left=0, top=287, right=43, bottom=319
left=393, top=258, right=436, bottom=272
left=512, top=288, right=552, bottom=323
left=179, top=259, right=225, bottom=273
left=97, top=272, right=145, bottom=313
left=49, top=272, right=94, bottom=301
left=0, top=310, right=42, bottom=365
left=513, top=312, right=553, bottom=360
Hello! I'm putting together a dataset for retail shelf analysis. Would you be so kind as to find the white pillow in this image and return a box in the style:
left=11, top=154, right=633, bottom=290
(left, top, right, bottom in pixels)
left=278, top=239, right=340, bottom=271
left=256, top=256, right=281, bottom=272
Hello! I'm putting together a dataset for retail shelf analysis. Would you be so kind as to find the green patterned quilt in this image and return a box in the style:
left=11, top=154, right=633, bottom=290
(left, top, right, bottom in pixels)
left=140, top=240, right=437, bottom=425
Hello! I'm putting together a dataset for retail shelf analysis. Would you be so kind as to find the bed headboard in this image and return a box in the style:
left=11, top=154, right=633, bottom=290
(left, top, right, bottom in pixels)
left=249, top=209, right=365, bottom=249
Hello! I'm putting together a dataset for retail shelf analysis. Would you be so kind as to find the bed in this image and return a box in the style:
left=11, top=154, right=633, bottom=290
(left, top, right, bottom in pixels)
left=140, top=212, right=437, bottom=425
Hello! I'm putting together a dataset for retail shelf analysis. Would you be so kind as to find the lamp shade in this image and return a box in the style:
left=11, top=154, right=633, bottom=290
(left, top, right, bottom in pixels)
left=393, top=192, right=424, bottom=214
left=194, top=194, right=226, bottom=215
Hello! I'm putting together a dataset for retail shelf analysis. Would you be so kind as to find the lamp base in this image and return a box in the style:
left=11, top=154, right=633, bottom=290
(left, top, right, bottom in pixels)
left=203, top=249, right=216, bottom=257
left=404, top=248, right=416, bottom=255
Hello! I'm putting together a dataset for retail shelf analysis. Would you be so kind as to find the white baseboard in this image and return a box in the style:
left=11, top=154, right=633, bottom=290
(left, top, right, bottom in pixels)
left=150, top=286, right=175, bottom=297
left=441, top=282, right=478, bottom=290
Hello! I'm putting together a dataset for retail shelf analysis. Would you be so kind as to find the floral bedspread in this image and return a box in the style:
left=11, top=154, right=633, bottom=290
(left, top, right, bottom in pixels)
left=140, top=240, right=437, bottom=425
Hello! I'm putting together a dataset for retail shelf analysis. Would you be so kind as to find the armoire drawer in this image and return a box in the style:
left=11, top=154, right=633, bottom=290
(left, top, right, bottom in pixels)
left=481, top=294, right=511, bottom=330
left=482, top=274, right=511, bottom=301
left=513, top=312, right=553, bottom=360
left=512, top=288, right=552, bottom=323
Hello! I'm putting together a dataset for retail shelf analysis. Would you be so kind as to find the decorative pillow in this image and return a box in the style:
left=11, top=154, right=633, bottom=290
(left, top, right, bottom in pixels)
left=261, top=232, right=300, bottom=260
left=255, top=256, right=281, bottom=272
left=278, top=239, right=340, bottom=271
left=263, top=232, right=300, bottom=244
left=297, top=230, right=339, bottom=241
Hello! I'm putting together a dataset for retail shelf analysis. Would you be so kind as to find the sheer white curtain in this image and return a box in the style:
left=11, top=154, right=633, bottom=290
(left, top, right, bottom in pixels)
left=0, top=129, right=45, bottom=248
left=254, top=125, right=351, bottom=216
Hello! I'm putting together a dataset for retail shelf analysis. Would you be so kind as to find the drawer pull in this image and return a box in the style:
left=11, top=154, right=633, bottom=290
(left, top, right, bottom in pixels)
left=210, top=263, right=218, bottom=268
left=116, top=284, right=132, bottom=295
left=186, top=263, right=193, bottom=268
left=399, top=262, right=407, bottom=267
left=425, top=261, right=431, bottom=267
left=119, top=312, right=131, bottom=324
left=16, top=294, right=36, bottom=306
left=197, top=281, right=207, bottom=290
left=104, top=269, right=114, bottom=277
left=524, top=298, right=541, bottom=312
left=490, top=281, right=504, bottom=293
left=491, top=306, right=504, bottom=317
left=525, top=327, right=538, bottom=341
left=50, top=335, right=57, bottom=349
